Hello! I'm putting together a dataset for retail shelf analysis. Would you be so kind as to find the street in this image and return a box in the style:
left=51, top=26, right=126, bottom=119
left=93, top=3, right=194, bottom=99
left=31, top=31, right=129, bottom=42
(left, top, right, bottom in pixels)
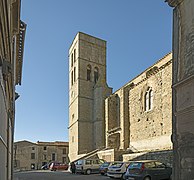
left=13, top=170, right=110, bottom=180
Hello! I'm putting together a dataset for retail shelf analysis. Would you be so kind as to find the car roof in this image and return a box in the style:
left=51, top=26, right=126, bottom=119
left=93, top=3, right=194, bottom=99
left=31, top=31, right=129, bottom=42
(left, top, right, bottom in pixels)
left=130, top=160, right=159, bottom=163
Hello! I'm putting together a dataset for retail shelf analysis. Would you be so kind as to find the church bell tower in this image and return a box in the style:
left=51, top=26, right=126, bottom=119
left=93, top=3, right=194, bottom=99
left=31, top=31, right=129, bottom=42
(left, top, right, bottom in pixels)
left=68, top=32, right=112, bottom=161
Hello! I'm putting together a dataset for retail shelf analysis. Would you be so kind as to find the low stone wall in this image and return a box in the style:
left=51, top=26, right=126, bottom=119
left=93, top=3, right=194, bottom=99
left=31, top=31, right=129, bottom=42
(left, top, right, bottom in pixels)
left=123, top=150, right=173, bottom=166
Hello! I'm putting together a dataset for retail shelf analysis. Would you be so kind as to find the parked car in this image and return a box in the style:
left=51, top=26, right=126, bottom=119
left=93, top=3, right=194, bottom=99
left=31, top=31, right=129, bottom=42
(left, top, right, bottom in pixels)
left=107, top=161, right=131, bottom=179
left=99, top=162, right=112, bottom=175
left=75, top=158, right=105, bottom=175
left=41, top=162, right=52, bottom=170
left=124, top=160, right=172, bottom=180
left=41, top=164, right=49, bottom=170
left=49, top=162, right=69, bottom=171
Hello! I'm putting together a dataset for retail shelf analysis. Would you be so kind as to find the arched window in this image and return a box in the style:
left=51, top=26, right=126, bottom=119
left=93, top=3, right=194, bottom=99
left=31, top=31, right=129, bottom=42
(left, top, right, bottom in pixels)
left=87, top=65, right=91, bottom=81
left=94, top=67, right=99, bottom=83
left=149, top=89, right=153, bottom=110
left=145, top=88, right=153, bottom=111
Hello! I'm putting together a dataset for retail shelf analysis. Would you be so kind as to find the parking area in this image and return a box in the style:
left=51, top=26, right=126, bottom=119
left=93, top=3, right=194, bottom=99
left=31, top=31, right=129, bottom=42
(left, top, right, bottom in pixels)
left=14, top=170, right=110, bottom=180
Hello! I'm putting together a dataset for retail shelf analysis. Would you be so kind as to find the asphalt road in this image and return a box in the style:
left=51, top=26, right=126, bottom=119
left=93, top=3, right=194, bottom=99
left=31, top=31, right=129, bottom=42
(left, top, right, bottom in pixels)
left=13, top=170, right=110, bottom=180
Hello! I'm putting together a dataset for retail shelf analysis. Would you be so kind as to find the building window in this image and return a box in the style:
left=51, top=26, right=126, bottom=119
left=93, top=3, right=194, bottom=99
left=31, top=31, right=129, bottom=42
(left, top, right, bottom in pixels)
left=71, top=53, right=73, bottom=67
left=62, top=157, right=67, bottom=163
left=51, top=153, right=56, bottom=161
left=63, top=148, right=67, bottom=154
left=145, top=88, right=153, bottom=111
left=31, top=163, right=35, bottom=169
left=31, top=153, right=35, bottom=159
left=94, top=67, right=99, bottom=83
left=116, top=95, right=120, bottom=126
left=74, top=67, right=76, bottom=82
left=32, top=147, right=35, bottom=150
left=74, top=49, right=76, bottom=62
left=43, top=146, right=47, bottom=150
left=87, top=65, right=91, bottom=81
left=43, top=154, right=47, bottom=160
left=71, top=71, right=73, bottom=86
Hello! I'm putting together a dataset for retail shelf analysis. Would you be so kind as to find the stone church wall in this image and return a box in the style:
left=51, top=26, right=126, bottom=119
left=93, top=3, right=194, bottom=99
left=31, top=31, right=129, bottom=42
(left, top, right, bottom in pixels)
left=123, top=150, right=173, bottom=166
left=129, top=54, right=172, bottom=152
left=104, top=53, right=173, bottom=163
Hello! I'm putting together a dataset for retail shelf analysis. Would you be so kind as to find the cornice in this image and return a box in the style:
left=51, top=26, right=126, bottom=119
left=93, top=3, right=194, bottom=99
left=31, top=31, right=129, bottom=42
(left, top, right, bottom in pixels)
left=165, top=0, right=184, bottom=7
left=129, top=59, right=172, bottom=89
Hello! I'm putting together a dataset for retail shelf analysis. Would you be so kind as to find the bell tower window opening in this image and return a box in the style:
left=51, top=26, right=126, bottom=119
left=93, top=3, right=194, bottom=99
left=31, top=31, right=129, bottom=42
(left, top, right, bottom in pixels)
left=94, top=67, right=99, bottom=83
left=71, top=71, right=73, bottom=86
left=74, top=49, right=76, bottom=62
left=71, top=53, right=73, bottom=67
left=87, top=65, right=91, bottom=81
left=74, top=67, right=76, bottom=82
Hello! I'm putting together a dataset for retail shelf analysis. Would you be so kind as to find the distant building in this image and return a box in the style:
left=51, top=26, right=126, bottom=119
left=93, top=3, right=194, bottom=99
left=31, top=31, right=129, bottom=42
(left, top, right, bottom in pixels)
left=14, top=140, right=69, bottom=171
left=68, top=32, right=173, bottom=165
left=0, top=0, right=26, bottom=179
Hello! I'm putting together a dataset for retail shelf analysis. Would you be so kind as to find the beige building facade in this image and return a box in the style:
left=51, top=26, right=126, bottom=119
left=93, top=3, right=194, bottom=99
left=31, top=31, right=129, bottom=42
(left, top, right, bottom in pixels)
left=68, top=32, right=173, bottom=164
left=166, top=0, right=194, bottom=179
left=0, top=0, right=26, bottom=179
left=98, top=53, right=173, bottom=164
left=14, top=140, right=69, bottom=171
left=68, top=32, right=112, bottom=161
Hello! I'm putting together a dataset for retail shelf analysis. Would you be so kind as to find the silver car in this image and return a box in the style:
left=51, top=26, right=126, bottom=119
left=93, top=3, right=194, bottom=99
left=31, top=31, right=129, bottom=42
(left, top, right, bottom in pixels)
left=107, top=161, right=131, bottom=179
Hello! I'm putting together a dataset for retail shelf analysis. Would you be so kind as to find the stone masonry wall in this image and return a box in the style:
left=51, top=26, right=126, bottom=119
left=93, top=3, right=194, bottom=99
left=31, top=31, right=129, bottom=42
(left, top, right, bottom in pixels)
left=123, top=150, right=173, bottom=166
left=69, top=32, right=111, bottom=161
left=129, top=54, right=172, bottom=152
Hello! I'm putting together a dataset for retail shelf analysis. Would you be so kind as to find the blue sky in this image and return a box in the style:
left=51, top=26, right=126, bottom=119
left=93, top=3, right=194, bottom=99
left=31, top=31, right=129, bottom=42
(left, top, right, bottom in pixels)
left=14, top=0, right=172, bottom=143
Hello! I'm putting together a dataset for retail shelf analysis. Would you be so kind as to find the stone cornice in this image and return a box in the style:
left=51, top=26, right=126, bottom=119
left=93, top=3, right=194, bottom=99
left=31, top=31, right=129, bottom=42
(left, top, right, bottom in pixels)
left=165, top=0, right=184, bottom=7
left=131, top=59, right=172, bottom=89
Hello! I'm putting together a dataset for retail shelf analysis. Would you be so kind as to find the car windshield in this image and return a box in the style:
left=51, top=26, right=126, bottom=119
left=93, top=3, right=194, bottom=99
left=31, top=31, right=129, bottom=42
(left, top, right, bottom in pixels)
left=128, top=162, right=142, bottom=169
left=76, top=160, right=83, bottom=165
left=111, top=162, right=123, bottom=168
left=101, top=162, right=110, bottom=167
left=99, top=159, right=105, bottom=164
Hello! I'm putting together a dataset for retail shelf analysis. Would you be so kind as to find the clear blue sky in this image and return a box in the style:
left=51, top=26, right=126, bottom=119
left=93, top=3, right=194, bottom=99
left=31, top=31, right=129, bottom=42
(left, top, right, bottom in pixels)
left=14, top=0, right=172, bottom=143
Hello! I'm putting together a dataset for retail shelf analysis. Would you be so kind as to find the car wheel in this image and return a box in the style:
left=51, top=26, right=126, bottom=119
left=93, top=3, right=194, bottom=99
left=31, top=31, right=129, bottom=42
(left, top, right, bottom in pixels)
left=86, top=169, right=91, bottom=175
left=169, top=174, right=172, bottom=180
left=143, top=176, right=151, bottom=180
left=121, top=173, right=125, bottom=180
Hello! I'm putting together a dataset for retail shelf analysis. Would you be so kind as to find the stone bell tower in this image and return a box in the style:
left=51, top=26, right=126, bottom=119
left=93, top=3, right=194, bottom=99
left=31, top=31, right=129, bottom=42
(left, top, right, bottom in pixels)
left=68, top=32, right=112, bottom=161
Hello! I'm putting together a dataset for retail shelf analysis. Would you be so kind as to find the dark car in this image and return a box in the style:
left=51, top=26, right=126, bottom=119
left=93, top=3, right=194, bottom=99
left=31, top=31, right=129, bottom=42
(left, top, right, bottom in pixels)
left=124, top=160, right=172, bottom=180
left=41, top=162, right=52, bottom=170
left=41, top=164, right=49, bottom=170
left=99, top=162, right=112, bottom=175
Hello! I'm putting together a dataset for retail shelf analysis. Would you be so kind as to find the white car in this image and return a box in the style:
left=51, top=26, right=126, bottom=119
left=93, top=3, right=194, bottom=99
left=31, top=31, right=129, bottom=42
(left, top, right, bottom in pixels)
left=107, top=161, right=131, bottom=179
left=75, top=158, right=105, bottom=175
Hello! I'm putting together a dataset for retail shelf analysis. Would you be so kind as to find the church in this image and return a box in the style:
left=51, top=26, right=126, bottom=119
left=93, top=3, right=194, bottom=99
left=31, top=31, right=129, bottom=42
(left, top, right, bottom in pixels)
left=68, top=32, right=172, bottom=165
